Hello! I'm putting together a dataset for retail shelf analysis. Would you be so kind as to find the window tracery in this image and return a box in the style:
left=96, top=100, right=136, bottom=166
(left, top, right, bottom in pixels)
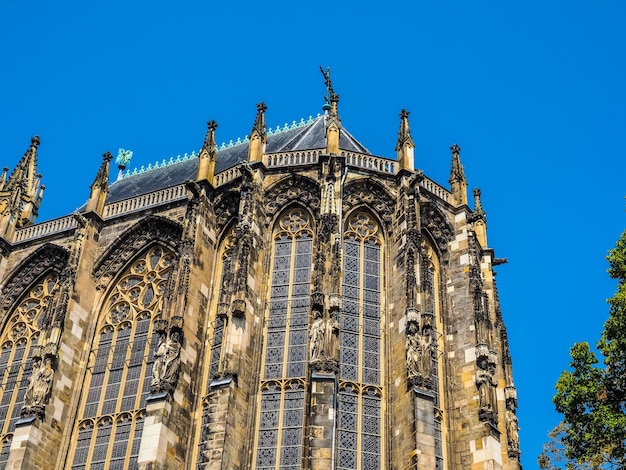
left=338, top=211, right=383, bottom=470
left=69, top=245, right=173, bottom=469
left=0, top=271, right=58, bottom=466
left=254, top=209, right=313, bottom=470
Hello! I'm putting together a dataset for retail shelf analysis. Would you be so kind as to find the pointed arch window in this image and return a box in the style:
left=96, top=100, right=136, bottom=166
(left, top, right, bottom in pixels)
left=196, top=227, right=236, bottom=468
left=69, top=245, right=174, bottom=469
left=0, top=271, right=58, bottom=467
left=253, top=208, right=313, bottom=470
left=338, top=211, right=384, bottom=470
left=420, top=247, right=446, bottom=469
left=208, top=229, right=236, bottom=382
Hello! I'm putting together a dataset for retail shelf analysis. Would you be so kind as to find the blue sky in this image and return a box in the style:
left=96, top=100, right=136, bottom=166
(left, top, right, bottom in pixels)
left=2, top=2, right=625, bottom=467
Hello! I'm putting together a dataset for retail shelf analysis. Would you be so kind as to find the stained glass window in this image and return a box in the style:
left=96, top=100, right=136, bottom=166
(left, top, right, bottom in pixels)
left=338, top=212, right=383, bottom=470
left=69, top=245, right=173, bottom=469
left=0, top=271, right=58, bottom=466
left=254, top=209, right=312, bottom=470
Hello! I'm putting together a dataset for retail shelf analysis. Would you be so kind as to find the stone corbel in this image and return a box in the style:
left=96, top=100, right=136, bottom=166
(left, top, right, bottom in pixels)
left=231, top=298, right=246, bottom=318
left=217, top=302, right=230, bottom=320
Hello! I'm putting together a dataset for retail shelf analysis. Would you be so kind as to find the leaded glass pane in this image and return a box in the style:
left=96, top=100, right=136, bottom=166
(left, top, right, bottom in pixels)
left=0, top=438, right=11, bottom=467
left=71, top=425, right=94, bottom=469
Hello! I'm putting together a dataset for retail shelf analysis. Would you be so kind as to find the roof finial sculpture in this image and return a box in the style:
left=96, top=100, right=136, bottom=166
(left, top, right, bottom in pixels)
left=320, top=66, right=341, bottom=154
left=320, top=66, right=339, bottom=118
left=449, top=143, right=468, bottom=206
left=116, top=148, right=133, bottom=181
left=396, top=109, right=415, bottom=172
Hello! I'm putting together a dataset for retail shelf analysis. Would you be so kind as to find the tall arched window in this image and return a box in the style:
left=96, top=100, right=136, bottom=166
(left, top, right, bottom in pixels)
left=338, top=211, right=384, bottom=470
left=420, top=247, right=447, bottom=469
left=208, top=229, right=236, bottom=382
left=69, top=245, right=175, bottom=470
left=196, top=228, right=236, bottom=467
left=0, top=271, right=58, bottom=467
left=254, top=208, right=313, bottom=470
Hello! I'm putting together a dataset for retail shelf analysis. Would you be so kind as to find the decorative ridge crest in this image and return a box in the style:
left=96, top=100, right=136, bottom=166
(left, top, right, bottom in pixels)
left=118, top=115, right=321, bottom=179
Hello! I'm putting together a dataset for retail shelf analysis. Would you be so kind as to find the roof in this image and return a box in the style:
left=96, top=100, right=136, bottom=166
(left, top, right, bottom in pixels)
left=105, top=115, right=372, bottom=204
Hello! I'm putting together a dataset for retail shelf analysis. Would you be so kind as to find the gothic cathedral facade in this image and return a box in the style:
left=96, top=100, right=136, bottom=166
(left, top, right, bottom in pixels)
left=0, top=84, right=521, bottom=469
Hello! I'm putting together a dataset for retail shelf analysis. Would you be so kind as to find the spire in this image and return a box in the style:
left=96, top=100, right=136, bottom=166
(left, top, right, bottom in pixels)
left=449, top=143, right=468, bottom=206
left=320, top=66, right=341, bottom=155
left=472, top=187, right=488, bottom=247
left=6, top=136, right=43, bottom=223
left=86, top=152, right=112, bottom=216
left=197, top=120, right=218, bottom=183
left=248, top=102, right=267, bottom=163
left=395, top=109, right=415, bottom=172
left=0, top=167, right=8, bottom=191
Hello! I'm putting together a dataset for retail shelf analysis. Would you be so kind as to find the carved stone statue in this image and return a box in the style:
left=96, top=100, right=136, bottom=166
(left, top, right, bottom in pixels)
left=407, top=320, right=433, bottom=388
left=506, top=410, right=520, bottom=452
left=476, top=369, right=492, bottom=410
left=324, top=317, right=339, bottom=361
left=309, top=310, right=325, bottom=362
left=151, top=331, right=182, bottom=393
left=406, top=322, right=420, bottom=377
left=22, top=357, right=54, bottom=417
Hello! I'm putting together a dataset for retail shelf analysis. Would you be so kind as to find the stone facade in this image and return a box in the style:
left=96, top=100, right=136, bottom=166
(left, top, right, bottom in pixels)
left=0, top=79, right=520, bottom=469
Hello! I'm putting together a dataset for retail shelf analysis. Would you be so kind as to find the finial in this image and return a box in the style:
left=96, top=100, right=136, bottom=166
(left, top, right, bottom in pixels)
left=252, top=102, right=267, bottom=134
left=449, top=143, right=468, bottom=205
left=473, top=188, right=484, bottom=214
left=249, top=103, right=268, bottom=163
left=397, top=109, right=411, bottom=143
left=396, top=108, right=415, bottom=171
left=31, top=136, right=40, bottom=148
left=203, top=120, right=218, bottom=150
left=256, top=102, right=267, bottom=114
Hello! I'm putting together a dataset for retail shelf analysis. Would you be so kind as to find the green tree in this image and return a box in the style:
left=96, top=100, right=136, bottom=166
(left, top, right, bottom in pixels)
left=539, top=231, right=626, bottom=469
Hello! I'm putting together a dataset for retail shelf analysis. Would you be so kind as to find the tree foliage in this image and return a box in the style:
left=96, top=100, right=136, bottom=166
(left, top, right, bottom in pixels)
left=539, top=231, right=626, bottom=469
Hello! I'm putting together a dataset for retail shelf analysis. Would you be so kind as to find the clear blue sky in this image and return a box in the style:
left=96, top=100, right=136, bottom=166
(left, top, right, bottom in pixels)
left=2, top=2, right=625, bottom=468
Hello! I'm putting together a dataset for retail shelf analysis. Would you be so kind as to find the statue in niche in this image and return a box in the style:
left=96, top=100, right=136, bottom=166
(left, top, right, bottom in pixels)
left=506, top=410, right=520, bottom=452
left=406, top=322, right=421, bottom=378
left=406, top=318, right=433, bottom=388
left=324, top=316, right=340, bottom=361
left=309, top=310, right=325, bottom=362
left=151, top=330, right=182, bottom=393
left=22, top=357, right=54, bottom=417
left=418, top=322, right=433, bottom=377
left=476, top=369, right=492, bottom=410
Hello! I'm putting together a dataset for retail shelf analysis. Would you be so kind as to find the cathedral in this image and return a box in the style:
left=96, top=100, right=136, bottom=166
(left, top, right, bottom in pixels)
left=0, top=74, right=521, bottom=469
